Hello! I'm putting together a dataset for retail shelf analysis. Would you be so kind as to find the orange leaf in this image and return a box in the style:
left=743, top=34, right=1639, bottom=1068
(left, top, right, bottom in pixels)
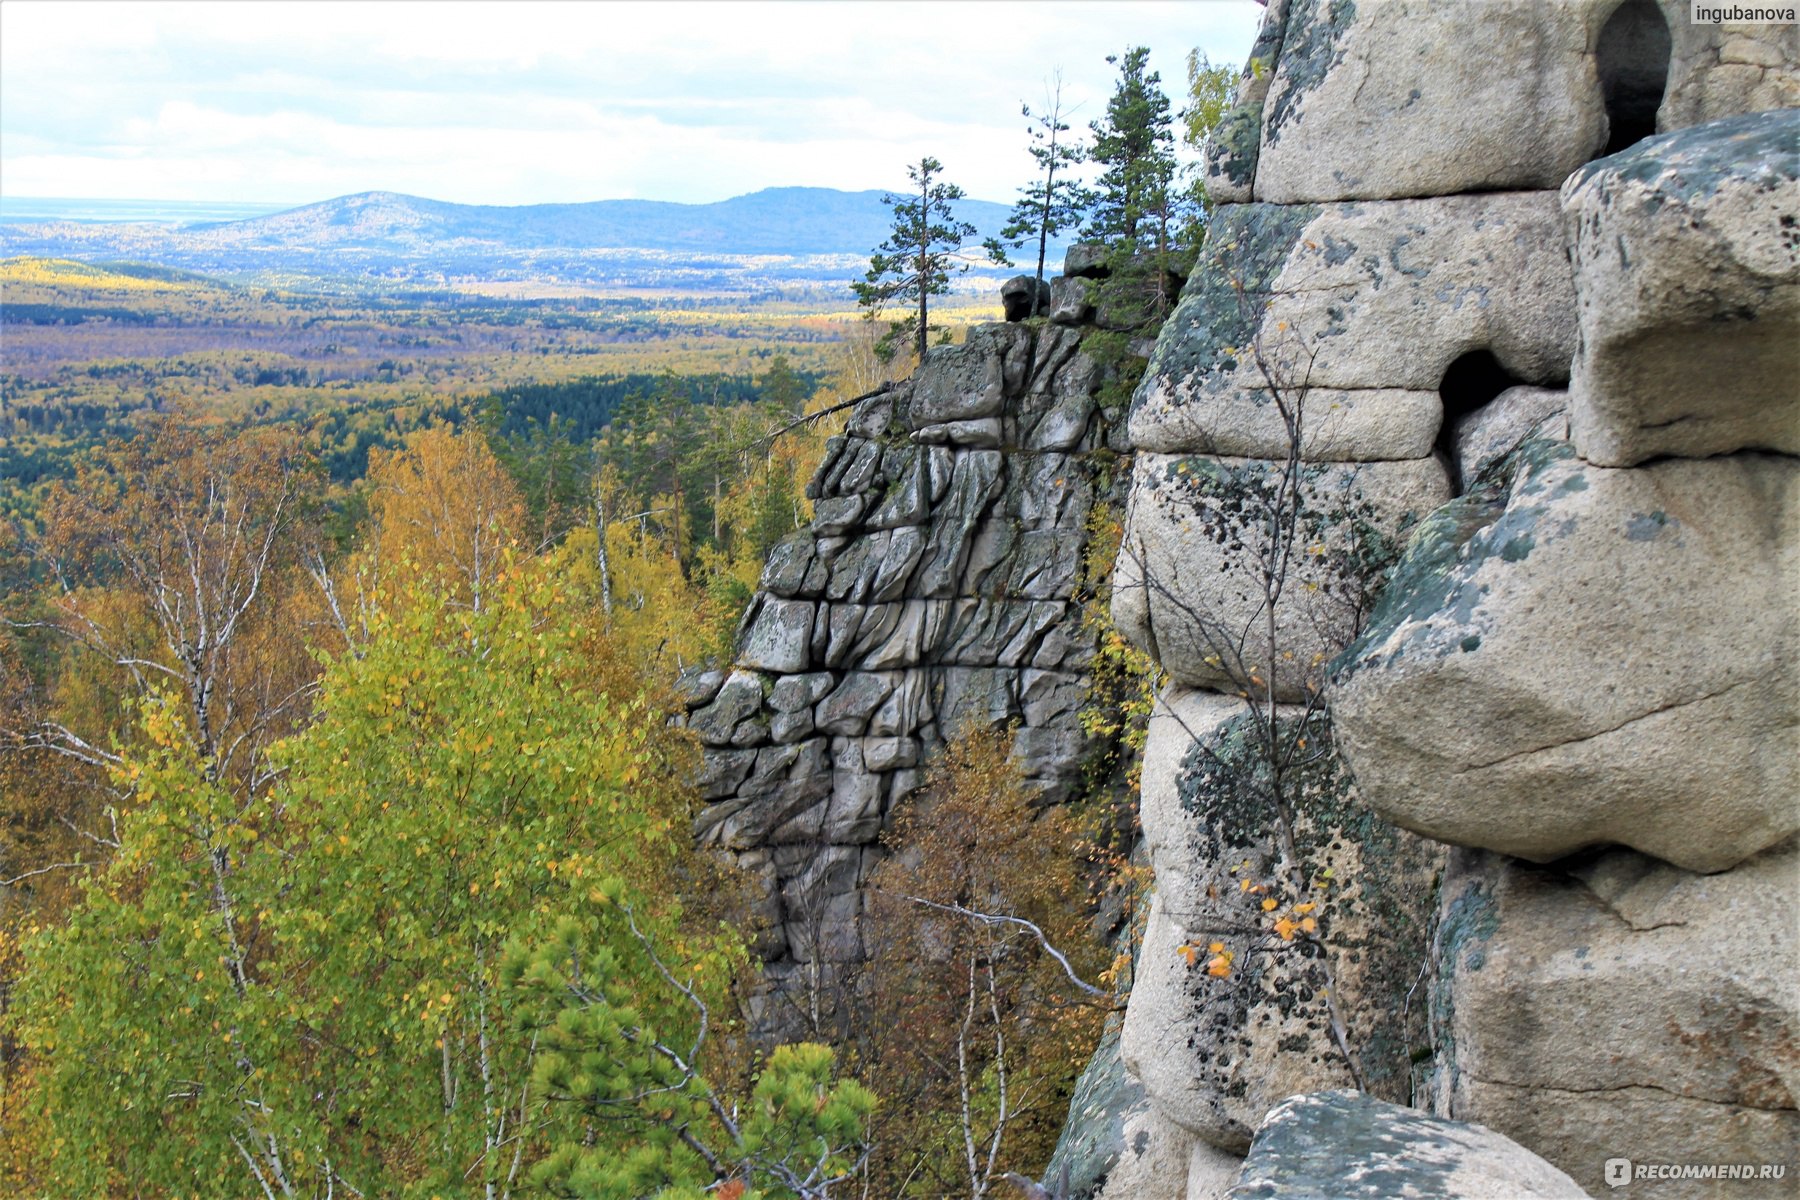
left=1274, top=917, right=1299, bottom=941
left=1293, top=902, right=1317, bottom=915
left=1260, top=898, right=1278, bottom=912
left=1300, top=917, right=1318, bottom=934
left=1208, top=941, right=1225, bottom=954
left=1206, top=955, right=1232, bottom=977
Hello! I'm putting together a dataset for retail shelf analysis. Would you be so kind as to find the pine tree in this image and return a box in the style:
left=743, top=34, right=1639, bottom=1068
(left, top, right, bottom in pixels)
left=852, top=157, right=978, bottom=362
left=1086, top=47, right=1179, bottom=255
left=986, top=74, right=1090, bottom=318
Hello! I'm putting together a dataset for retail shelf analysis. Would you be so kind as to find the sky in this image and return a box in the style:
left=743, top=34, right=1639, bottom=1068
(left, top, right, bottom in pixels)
left=0, top=0, right=1263, bottom=208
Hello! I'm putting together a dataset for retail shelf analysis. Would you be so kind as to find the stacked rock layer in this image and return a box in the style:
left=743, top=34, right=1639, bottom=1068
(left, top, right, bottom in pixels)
left=686, top=316, right=1128, bottom=1038
left=1094, top=1, right=1799, bottom=1198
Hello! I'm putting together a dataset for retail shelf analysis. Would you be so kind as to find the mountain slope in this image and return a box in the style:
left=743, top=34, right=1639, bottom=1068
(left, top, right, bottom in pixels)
left=177, top=187, right=1023, bottom=256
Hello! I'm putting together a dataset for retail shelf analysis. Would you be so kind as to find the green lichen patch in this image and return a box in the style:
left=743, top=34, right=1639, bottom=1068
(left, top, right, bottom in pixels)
left=1136, top=203, right=1320, bottom=418
left=1263, top=0, right=1356, bottom=147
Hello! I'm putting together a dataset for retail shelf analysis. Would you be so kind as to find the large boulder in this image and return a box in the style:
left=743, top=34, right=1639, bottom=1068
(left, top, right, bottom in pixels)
left=1426, top=843, right=1800, bottom=1199
left=1119, top=688, right=1442, bottom=1153
left=1113, top=453, right=1448, bottom=702
left=1250, top=0, right=1605, bottom=203
left=1331, top=440, right=1800, bottom=874
left=1232, top=1090, right=1589, bottom=1199
left=1332, top=440, right=1792, bottom=874
left=1132, top=195, right=1574, bottom=459
left=1563, top=109, right=1800, bottom=467
left=1663, top=13, right=1800, bottom=130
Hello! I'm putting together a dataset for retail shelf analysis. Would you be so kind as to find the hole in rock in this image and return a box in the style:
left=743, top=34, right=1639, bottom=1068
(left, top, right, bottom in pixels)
left=1437, top=350, right=1527, bottom=494
left=1595, top=0, right=1672, bottom=156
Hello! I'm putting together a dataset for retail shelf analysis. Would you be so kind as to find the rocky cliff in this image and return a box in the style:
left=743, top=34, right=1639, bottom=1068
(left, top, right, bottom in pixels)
left=1082, top=2, right=1798, bottom=1198
left=684, top=293, right=1133, bottom=1038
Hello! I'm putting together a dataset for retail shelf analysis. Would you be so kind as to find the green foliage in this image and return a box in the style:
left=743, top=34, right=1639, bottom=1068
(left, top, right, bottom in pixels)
left=1085, top=48, right=1180, bottom=254
left=986, top=78, right=1091, bottom=309
left=512, top=918, right=873, bottom=1200
left=9, top=558, right=749, bottom=1197
left=852, top=157, right=979, bottom=362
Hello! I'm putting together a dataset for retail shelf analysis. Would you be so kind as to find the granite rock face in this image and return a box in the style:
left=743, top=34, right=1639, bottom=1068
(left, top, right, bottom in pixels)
left=1424, top=844, right=1800, bottom=1199
left=1331, top=441, right=1800, bottom=874
left=1231, top=1090, right=1589, bottom=1200
left=689, top=318, right=1123, bottom=1036
left=1079, top=1, right=1800, bottom=1195
left=1213, top=0, right=1800, bottom=208
left=1114, top=454, right=1448, bottom=703
left=1121, top=688, right=1441, bottom=1153
left=1129, top=195, right=1576, bottom=459
left=1563, top=109, right=1800, bottom=467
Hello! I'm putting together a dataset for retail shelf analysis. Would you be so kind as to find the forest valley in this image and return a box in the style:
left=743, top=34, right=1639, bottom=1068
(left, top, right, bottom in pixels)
left=0, top=46, right=1230, bottom=1199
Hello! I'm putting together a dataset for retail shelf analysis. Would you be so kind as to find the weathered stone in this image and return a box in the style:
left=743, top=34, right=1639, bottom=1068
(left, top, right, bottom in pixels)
left=768, top=671, right=833, bottom=713
left=1664, top=15, right=1800, bottom=131
left=1028, top=388, right=1098, bottom=452
left=1092, top=1108, right=1197, bottom=1200
left=843, top=385, right=897, bottom=439
left=861, top=735, right=918, bottom=772
left=737, top=598, right=814, bottom=674
left=907, top=326, right=1027, bottom=427
left=1002, top=273, right=1053, bottom=321
left=1045, top=1022, right=1155, bottom=1200
left=694, top=747, right=757, bottom=802
left=687, top=670, right=767, bottom=747
left=769, top=708, right=814, bottom=746
left=935, top=666, right=1020, bottom=731
left=1563, top=110, right=1800, bottom=467
left=1113, top=453, right=1449, bottom=702
left=811, top=494, right=865, bottom=536
left=1450, top=385, right=1567, bottom=491
left=760, top=533, right=816, bottom=598
left=1049, top=274, right=1095, bottom=325
left=864, top=447, right=930, bottom=529
left=1201, top=0, right=1290, bottom=206
left=1121, top=687, right=1442, bottom=1151
left=1233, top=1090, right=1588, bottom=1199
left=913, top=417, right=1003, bottom=449
left=697, top=322, right=1124, bottom=1041
left=813, top=671, right=896, bottom=737
left=1065, top=241, right=1111, bottom=278
left=1331, top=443, right=1800, bottom=873
left=1133, top=195, right=1576, bottom=458
left=1019, top=668, right=1085, bottom=728
left=676, top=666, right=725, bottom=709
left=1426, top=843, right=1800, bottom=1199
left=1252, top=0, right=1605, bottom=203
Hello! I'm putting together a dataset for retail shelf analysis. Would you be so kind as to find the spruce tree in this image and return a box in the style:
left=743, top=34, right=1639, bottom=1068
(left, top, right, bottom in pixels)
left=1086, top=46, right=1179, bottom=255
left=853, top=156, right=978, bottom=362
left=986, top=74, right=1090, bottom=318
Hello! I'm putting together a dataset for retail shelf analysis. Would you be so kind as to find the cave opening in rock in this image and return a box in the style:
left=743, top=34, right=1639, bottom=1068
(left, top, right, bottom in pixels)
left=1596, top=0, right=1672, bottom=156
left=1438, top=350, right=1527, bottom=493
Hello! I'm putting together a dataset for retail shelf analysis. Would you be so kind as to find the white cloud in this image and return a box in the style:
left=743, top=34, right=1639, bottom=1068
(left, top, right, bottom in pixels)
left=1, top=0, right=1263, bottom=205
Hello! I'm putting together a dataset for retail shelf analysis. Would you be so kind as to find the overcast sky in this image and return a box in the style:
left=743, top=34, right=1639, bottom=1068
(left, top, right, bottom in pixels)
left=0, top=1, right=1262, bottom=207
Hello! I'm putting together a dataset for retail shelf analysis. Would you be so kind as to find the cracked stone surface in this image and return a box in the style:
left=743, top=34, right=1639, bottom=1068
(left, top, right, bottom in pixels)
left=1131, top=194, right=1576, bottom=460
left=1563, top=109, right=1800, bottom=467
left=687, top=319, right=1122, bottom=1039
left=1331, top=441, right=1799, bottom=873
left=1121, top=687, right=1442, bottom=1153
left=1424, top=843, right=1800, bottom=1198
left=1233, top=1089, right=1587, bottom=1199
left=1092, top=3, right=1800, bottom=1196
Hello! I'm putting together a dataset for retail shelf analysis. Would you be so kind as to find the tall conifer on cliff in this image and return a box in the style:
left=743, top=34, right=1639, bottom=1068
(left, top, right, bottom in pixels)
left=853, top=156, right=978, bottom=362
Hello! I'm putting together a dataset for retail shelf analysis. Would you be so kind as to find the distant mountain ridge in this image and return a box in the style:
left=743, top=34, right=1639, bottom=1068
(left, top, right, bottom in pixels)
left=0, top=186, right=1065, bottom=291
left=6, top=187, right=1041, bottom=258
